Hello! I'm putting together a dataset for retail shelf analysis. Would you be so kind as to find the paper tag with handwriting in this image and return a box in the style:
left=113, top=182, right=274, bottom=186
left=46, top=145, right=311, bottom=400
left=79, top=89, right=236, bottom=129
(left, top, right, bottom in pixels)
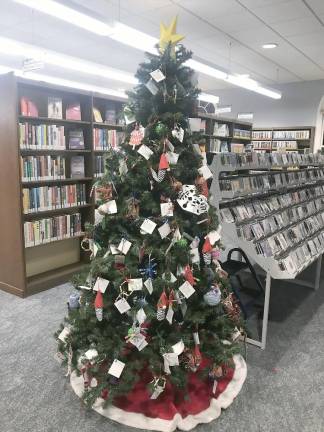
left=93, top=277, right=109, bottom=293
left=114, top=298, right=131, bottom=314
left=140, top=219, right=157, bottom=234
left=108, top=359, right=125, bottom=378
left=179, top=281, right=195, bottom=298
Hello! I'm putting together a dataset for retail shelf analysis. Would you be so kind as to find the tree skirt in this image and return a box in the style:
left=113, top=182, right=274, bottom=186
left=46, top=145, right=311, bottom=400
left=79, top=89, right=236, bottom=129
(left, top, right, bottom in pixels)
left=70, top=354, right=247, bottom=432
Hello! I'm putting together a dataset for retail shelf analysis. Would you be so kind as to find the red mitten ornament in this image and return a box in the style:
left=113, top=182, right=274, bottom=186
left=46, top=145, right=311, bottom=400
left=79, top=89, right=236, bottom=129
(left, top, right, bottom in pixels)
left=157, top=153, right=169, bottom=182
left=184, top=265, right=195, bottom=286
left=157, top=290, right=168, bottom=321
left=94, top=289, right=103, bottom=321
left=202, top=237, right=213, bottom=265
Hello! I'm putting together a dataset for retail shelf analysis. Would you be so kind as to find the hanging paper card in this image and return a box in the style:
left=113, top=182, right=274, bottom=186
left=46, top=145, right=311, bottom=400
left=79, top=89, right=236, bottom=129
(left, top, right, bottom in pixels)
left=160, top=202, right=174, bottom=217
left=179, top=281, right=195, bottom=298
left=128, top=278, right=143, bottom=291
left=166, top=151, right=179, bottom=165
left=163, top=353, right=179, bottom=374
left=58, top=327, right=70, bottom=343
left=85, top=349, right=98, bottom=361
left=172, top=339, right=185, bottom=355
left=93, top=277, right=109, bottom=293
left=151, top=384, right=165, bottom=400
left=138, top=144, right=153, bottom=160
left=150, top=69, right=166, bottom=82
left=193, top=332, right=200, bottom=345
left=110, top=244, right=119, bottom=255
left=165, top=139, right=174, bottom=152
left=162, top=272, right=177, bottom=283
left=94, top=209, right=104, bottom=225
left=136, top=308, right=147, bottom=324
left=114, top=298, right=131, bottom=314
left=172, top=126, right=184, bottom=142
left=140, top=219, right=157, bottom=234
left=207, top=230, right=221, bottom=245
left=145, top=78, right=159, bottom=95
left=98, top=200, right=118, bottom=215
left=117, top=238, right=132, bottom=255
left=198, top=165, right=213, bottom=180
left=108, top=359, right=125, bottom=378
left=190, top=248, right=200, bottom=263
left=144, top=278, right=153, bottom=294
left=158, top=223, right=171, bottom=239
left=166, top=306, right=174, bottom=324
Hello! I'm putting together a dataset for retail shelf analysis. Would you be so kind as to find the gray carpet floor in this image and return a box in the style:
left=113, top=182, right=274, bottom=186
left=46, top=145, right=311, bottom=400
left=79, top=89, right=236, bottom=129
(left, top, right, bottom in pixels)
left=1, top=270, right=324, bottom=432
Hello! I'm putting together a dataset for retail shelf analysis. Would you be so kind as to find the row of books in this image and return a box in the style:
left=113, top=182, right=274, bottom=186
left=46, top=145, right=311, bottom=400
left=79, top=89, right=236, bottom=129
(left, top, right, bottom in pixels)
left=19, top=123, right=66, bottom=150
left=218, top=152, right=324, bottom=170
left=94, top=155, right=105, bottom=177
left=209, top=141, right=246, bottom=153
left=93, top=128, right=119, bottom=150
left=237, top=196, right=324, bottom=242
left=252, top=130, right=272, bottom=140
left=272, top=141, right=298, bottom=150
left=252, top=141, right=272, bottom=150
left=22, top=184, right=87, bottom=214
left=233, top=128, right=251, bottom=139
left=219, top=168, right=324, bottom=197
left=254, top=211, right=324, bottom=259
left=279, top=232, right=324, bottom=274
left=24, top=213, right=82, bottom=247
left=273, top=130, right=310, bottom=140
left=220, top=184, right=324, bottom=224
left=21, top=156, right=66, bottom=181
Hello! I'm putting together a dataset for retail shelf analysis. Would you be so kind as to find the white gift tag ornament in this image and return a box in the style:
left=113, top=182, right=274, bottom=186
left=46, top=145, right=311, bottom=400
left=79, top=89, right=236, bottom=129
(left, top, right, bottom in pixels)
left=138, top=144, right=153, bottom=160
left=58, top=327, right=70, bottom=343
left=206, top=230, right=221, bottom=245
left=110, top=244, right=119, bottom=255
left=128, top=278, right=143, bottom=291
left=93, top=277, right=109, bottom=293
left=172, top=126, right=184, bottom=142
left=150, top=69, right=166, bottom=82
left=160, top=202, right=174, bottom=217
left=172, top=340, right=185, bottom=355
left=144, top=278, right=153, bottom=294
left=166, top=151, right=179, bottom=165
left=98, top=200, right=117, bottom=215
left=140, top=219, right=157, bottom=234
left=118, top=238, right=132, bottom=255
left=158, top=222, right=171, bottom=239
left=108, top=359, right=125, bottom=378
left=166, top=306, right=174, bottom=324
left=179, top=281, right=196, bottom=298
left=145, top=78, right=159, bottom=95
left=136, top=308, right=147, bottom=324
left=198, top=165, right=213, bottom=180
left=114, top=298, right=131, bottom=314
left=85, top=349, right=98, bottom=361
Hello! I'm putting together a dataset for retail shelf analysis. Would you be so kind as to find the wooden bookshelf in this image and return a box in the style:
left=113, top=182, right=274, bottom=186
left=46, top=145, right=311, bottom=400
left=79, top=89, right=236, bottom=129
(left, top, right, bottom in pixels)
left=252, top=126, right=315, bottom=153
left=197, top=113, right=252, bottom=154
left=0, top=73, right=125, bottom=297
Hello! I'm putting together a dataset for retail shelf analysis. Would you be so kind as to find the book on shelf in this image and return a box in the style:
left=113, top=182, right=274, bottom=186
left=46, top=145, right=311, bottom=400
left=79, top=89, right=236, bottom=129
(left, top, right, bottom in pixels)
left=19, top=123, right=66, bottom=150
left=94, top=155, right=105, bottom=177
left=272, top=140, right=298, bottom=151
left=272, top=130, right=310, bottom=140
left=230, top=143, right=245, bottom=153
left=24, top=213, right=82, bottom=247
left=93, top=107, right=103, bottom=123
left=233, top=128, right=251, bottom=139
left=66, top=102, right=81, bottom=121
left=105, top=109, right=116, bottom=124
left=252, top=130, right=272, bottom=140
left=213, top=123, right=229, bottom=137
left=70, top=155, right=85, bottom=178
left=209, top=138, right=222, bottom=153
left=48, top=97, right=63, bottom=119
left=93, top=128, right=119, bottom=150
left=22, top=184, right=86, bottom=213
left=20, top=97, right=38, bottom=117
left=20, top=155, right=66, bottom=181
left=68, top=130, right=85, bottom=149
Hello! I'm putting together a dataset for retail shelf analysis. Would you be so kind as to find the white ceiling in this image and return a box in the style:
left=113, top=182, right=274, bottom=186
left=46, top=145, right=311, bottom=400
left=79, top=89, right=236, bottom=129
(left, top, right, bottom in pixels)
left=1, top=0, right=324, bottom=95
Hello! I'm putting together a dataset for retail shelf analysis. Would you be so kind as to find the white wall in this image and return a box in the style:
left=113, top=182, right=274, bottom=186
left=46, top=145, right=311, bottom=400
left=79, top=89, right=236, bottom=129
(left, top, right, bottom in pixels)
left=214, top=79, right=324, bottom=128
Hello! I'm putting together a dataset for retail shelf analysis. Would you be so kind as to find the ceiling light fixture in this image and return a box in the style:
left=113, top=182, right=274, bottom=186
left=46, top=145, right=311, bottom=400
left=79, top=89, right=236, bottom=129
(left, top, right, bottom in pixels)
left=14, top=0, right=113, bottom=36
left=12, top=0, right=282, bottom=99
left=262, top=43, right=278, bottom=49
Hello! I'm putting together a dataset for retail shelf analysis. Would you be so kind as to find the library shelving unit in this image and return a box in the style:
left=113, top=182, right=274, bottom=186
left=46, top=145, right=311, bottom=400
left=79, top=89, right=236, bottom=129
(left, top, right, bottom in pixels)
left=0, top=73, right=125, bottom=297
left=210, top=151, right=324, bottom=349
left=252, top=126, right=315, bottom=153
left=197, top=113, right=252, bottom=154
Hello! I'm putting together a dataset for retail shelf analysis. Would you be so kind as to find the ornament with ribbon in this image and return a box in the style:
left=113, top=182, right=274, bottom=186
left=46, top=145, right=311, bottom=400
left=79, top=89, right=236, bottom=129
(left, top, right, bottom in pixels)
left=149, top=376, right=167, bottom=400
left=183, top=264, right=196, bottom=286
left=203, top=283, right=222, bottom=306
left=183, top=345, right=201, bottom=372
left=222, top=292, right=241, bottom=324
left=94, top=289, right=104, bottom=321
left=157, top=290, right=168, bottom=321
left=195, top=175, right=209, bottom=198
left=95, top=183, right=114, bottom=202
left=202, top=236, right=213, bottom=265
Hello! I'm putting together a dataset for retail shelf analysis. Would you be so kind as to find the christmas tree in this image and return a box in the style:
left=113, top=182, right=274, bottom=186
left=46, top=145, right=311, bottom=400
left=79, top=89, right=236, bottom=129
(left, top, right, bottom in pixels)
left=56, top=17, right=245, bottom=426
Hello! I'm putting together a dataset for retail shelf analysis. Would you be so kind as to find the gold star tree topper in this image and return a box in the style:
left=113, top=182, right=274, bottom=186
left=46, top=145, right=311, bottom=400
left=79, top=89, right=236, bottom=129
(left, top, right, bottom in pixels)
left=159, top=16, right=184, bottom=56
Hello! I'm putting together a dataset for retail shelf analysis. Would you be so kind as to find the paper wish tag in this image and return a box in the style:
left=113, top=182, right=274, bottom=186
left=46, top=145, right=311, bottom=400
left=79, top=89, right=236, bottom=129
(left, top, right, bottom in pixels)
left=163, top=353, right=179, bottom=374
left=93, top=277, right=109, bottom=293
left=144, top=278, right=153, bottom=294
left=179, top=281, right=196, bottom=298
left=108, top=359, right=125, bottom=378
left=172, top=126, right=184, bottom=142
left=58, top=327, right=70, bottom=343
left=162, top=272, right=177, bottom=283
left=85, top=349, right=98, bottom=361
left=110, top=244, right=119, bottom=255
left=118, top=238, right=132, bottom=255
left=129, top=334, right=148, bottom=351
left=198, top=165, right=213, bottom=180
left=160, top=202, right=173, bottom=217
left=145, top=78, right=159, bottom=95
left=94, top=209, right=104, bottom=225
left=98, top=200, right=118, bottom=215
left=166, top=151, right=179, bottom=165
left=128, top=278, right=143, bottom=291
left=165, top=139, right=174, bottom=152
left=136, top=308, right=147, bottom=324
left=190, top=247, right=200, bottom=263
left=140, top=219, right=157, bottom=234
left=138, top=144, right=153, bottom=160
left=172, top=339, right=185, bottom=356
left=150, top=69, right=166, bottom=82
left=206, top=230, right=221, bottom=245
left=166, top=306, right=174, bottom=324
left=158, top=222, right=171, bottom=239
left=151, top=384, right=165, bottom=400
left=114, top=297, right=131, bottom=314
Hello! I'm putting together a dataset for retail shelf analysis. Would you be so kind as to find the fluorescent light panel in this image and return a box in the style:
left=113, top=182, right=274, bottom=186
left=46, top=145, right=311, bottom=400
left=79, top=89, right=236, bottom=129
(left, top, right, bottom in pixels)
left=14, top=0, right=113, bottom=36
left=13, top=0, right=281, bottom=99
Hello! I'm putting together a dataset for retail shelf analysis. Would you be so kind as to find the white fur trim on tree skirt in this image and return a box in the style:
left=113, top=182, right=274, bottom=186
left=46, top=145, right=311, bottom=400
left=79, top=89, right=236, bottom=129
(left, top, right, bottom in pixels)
left=70, top=354, right=247, bottom=432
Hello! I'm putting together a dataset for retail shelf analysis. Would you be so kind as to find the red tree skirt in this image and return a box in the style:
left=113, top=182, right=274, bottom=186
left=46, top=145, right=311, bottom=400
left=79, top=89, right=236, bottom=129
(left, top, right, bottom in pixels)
left=70, top=354, right=247, bottom=431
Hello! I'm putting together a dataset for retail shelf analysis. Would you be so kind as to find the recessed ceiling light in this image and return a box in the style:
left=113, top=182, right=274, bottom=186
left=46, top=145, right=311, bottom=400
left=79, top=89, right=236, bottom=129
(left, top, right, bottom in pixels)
left=262, top=43, right=278, bottom=49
